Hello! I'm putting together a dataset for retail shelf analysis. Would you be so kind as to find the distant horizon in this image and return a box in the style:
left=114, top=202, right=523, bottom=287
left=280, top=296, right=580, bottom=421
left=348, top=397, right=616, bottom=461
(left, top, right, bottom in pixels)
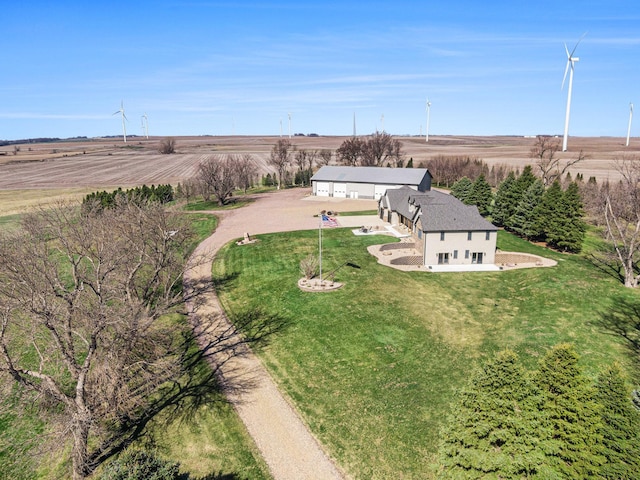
left=2, top=132, right=634, bottom=145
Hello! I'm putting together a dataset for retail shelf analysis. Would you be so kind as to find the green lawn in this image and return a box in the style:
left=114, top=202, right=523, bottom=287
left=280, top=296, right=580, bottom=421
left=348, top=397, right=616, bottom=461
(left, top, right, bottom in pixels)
left=0, top=210, right=272, bottom=480
left=213, top=228, right=639, bottom=479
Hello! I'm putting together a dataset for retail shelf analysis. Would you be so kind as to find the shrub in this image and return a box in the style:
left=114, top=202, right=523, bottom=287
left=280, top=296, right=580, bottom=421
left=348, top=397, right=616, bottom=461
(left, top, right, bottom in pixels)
left=97, top=450, right=181, bottom=480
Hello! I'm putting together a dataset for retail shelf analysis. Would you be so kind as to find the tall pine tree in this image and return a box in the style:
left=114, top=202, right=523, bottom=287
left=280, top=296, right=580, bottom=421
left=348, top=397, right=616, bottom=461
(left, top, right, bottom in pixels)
left=450, top=177, right=473, bottom=204
left=594, top=363, right=640, bottom=479
left=510, top=179, right=545, bottom=240
left=467, top=174, right=493, bottom=216
left=492, top=171, right=517, bottom=227
left=437, top=350, right=548, bottom=479
left=552, top=182, right=586, bottom=253
left=533, top=180, right=563, bottom=245
left=535, top=344, right=604, bottom=479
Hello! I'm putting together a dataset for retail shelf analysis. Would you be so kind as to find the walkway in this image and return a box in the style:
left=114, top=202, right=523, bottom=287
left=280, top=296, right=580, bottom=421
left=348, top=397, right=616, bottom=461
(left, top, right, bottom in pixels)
left=185, top=189, right=377, bottom=480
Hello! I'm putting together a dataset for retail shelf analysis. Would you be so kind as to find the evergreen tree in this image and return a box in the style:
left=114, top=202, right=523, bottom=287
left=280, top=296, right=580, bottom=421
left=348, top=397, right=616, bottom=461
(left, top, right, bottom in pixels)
left=533, top=180, right=563, bottom=245
left=594, top=363, right=640, bottom=479
left=510, top=179, right=545, bottom=240
left=467, top=174, right=493, bottom=216
left=437, top=350, right=548, bottom=479
left=503, top=166, right=537, bottom=231
left=551, top=182, right=586, bottom=253
left=450, top=177, right=473, bottom=204
left=535, top=344, right=604, bottom=479
left=492, top=171, right=517, bottom=227
left=406, top=157, right=413, bottom=168
left=513, top=165, right=537, bottom=197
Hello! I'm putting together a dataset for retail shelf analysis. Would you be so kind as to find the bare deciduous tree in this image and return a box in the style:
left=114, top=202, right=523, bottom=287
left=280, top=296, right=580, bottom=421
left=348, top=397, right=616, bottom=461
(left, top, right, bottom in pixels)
left=197, top=155, right=237, bottom=205
left=361, top=132, right=403, bottom=167
left=268, top=139, right=294, bottom=189
left=0, top=200, right=284, bottom=479
left=531, top=135, right=585, bottom=187
left=318, top=149, right=333, bottom=166
left=159, top=137, right=176, bottom=154
left=0, top=200, right=204, bottom=479
left=600, top=158, right=640, bottom=288
left=235, top=153, right=257, bottom=194
left=336, top=137, right=364, bottom=166
left=177, top=177, right=199, bottom=204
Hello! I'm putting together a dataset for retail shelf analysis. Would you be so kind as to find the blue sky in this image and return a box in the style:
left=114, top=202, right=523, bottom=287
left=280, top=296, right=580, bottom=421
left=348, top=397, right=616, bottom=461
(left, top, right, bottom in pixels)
left=1, top=1, right=639, bottom=140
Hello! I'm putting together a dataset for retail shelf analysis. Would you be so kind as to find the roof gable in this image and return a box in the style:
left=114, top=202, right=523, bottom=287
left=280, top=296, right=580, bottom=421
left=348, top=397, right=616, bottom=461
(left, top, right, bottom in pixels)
left=382, top=187, right=498, bottom=232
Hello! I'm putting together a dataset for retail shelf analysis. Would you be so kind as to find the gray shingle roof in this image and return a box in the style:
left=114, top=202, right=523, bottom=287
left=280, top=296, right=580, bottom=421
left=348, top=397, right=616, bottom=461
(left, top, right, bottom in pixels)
left=382, top=187, right=498, bottom=232
left=311, top=166, right=430, bottom=185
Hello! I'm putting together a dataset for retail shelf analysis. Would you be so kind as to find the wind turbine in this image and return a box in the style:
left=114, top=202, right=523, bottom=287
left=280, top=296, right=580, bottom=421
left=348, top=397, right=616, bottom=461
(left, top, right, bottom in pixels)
left=113, top=101, right=128, bottom=143
left=141, top=113, right=149, bottom=139
left=288, top=112, right=292, bottom=138
left=380, top=113, right=385, bottom=132
left=353, top=111, right=357, bottom=137
left=562, top=33, right=586, bottom=152
left=425, top=98, right=431, bottom=143
left=626, top=103, right=633, bottom=147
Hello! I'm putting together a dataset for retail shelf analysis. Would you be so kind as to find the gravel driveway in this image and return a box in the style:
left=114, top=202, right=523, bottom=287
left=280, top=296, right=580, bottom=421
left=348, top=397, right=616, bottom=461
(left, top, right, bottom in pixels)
left=185, top=188, right=377, bottom=480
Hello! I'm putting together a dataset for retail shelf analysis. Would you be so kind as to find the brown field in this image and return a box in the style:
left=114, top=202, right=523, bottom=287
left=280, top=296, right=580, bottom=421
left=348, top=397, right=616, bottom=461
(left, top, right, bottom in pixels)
left=1, top=134, right=637, bottom=216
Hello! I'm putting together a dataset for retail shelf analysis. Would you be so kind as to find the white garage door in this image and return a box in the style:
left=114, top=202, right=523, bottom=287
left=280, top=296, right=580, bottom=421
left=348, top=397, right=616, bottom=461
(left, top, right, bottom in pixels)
left=374, top=184, right=388, bottom=200
left=333, top=183, right=347, bottom=198
left=315, top=182, right=330, bottom=197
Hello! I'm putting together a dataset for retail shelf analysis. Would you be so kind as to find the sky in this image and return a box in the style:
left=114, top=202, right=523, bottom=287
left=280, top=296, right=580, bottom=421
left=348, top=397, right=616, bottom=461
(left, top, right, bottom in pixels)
left=1, top=1, right=639, bottom=140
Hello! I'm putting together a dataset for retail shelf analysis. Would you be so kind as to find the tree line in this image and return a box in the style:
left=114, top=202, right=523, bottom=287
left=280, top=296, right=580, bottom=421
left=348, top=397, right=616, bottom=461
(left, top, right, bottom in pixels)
left=83, top=184, right=174, bottom=209
left=437, top=344, right=640, bottom=479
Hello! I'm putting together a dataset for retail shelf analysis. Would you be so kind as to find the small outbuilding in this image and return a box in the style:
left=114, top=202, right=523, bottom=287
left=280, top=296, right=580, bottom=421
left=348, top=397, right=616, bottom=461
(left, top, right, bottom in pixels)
left=310, top=166, right=432, bottom=200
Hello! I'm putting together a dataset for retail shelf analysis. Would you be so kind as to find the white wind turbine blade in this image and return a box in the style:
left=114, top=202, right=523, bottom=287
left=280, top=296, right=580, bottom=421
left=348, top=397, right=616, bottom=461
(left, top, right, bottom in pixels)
left=570, top=31, right=587, bottom=58
left=562, top=44, right=571, bottom=88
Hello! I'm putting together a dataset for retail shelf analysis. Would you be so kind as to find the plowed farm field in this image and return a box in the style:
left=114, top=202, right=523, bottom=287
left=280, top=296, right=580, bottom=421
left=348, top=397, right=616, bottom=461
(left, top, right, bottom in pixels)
left=0, top=134, right=636, bottom=215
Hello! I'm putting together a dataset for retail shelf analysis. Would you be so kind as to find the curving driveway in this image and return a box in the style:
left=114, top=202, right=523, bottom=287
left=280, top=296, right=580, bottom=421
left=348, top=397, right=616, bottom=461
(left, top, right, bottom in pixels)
left=185, top=188, right=377, bottom=480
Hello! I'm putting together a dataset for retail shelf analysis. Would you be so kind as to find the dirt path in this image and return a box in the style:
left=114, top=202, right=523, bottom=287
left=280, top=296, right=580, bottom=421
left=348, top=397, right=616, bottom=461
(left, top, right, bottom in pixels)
left=185, top=188, right=377, bottom=480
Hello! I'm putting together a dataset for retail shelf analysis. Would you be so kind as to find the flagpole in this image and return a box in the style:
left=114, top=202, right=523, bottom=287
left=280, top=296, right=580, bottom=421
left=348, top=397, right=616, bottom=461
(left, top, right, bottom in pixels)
left=319, top=216, right=323, bottom=283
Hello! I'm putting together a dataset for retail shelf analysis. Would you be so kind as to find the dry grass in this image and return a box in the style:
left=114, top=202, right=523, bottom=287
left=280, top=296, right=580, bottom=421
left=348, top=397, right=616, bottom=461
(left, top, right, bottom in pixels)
left=2, top=134, right=637, bottom=215
left=0, top=188, right=98, bottom=216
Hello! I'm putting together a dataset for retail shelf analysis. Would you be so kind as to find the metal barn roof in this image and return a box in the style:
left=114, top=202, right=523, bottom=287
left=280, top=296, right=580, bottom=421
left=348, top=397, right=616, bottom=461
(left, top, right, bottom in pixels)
left=311, top=166, right=431, bottom=185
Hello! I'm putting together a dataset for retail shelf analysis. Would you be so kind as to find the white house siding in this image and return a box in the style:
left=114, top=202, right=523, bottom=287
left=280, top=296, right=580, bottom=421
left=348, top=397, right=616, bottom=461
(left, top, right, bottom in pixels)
left=422, top=230, right=496, bottom=267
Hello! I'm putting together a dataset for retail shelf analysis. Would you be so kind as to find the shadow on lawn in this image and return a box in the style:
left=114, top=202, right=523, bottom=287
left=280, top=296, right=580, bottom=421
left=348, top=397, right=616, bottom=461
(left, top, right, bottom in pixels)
left=594, top=295, right=640, bottom=368
left=87, top=303, right=289, bottom=477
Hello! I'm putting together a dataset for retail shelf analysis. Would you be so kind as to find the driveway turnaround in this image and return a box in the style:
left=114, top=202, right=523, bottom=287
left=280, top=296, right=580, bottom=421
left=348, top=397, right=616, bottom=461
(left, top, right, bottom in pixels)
left=185, top=189, right=377, bottom=480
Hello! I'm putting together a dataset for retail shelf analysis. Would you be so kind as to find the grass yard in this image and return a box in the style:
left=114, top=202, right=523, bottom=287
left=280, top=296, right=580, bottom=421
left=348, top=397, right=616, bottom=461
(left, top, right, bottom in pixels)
left=213, top=228, right=639, bottom=479
left=0, top=210, right=272, bottom=480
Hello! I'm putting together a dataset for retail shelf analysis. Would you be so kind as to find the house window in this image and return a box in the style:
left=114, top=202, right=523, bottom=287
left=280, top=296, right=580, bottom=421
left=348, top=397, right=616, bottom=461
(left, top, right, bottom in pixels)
left=418, top=230, right=422, bottom=239
left=465, top=250, right=470, bottom=259
left=440, top=231, right=445, bottom=241
left=467, top=231, right=472, bottom=241
left=438, top=252, right=449, bottom=264
left=453, top=250, right=458, bottom=259
left=472, top=252, right=484, bottom=264
left=485, top=231, right=490, bottom=241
